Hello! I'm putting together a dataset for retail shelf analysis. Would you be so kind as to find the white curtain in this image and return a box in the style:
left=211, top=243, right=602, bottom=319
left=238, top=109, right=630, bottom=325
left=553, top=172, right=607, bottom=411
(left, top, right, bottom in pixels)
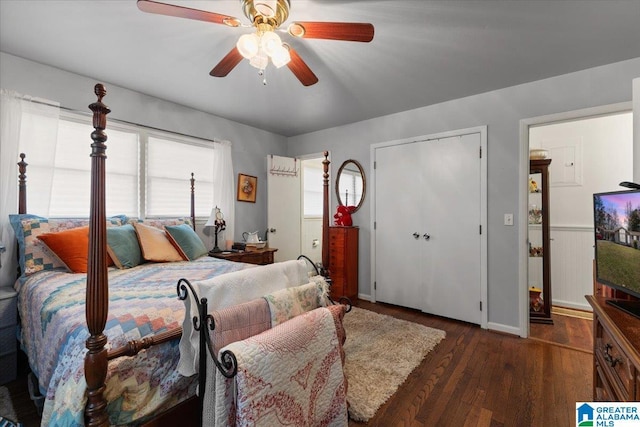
left=0, top=89, right=59, bottom=288
left=212, top=140, right=235, bottom=247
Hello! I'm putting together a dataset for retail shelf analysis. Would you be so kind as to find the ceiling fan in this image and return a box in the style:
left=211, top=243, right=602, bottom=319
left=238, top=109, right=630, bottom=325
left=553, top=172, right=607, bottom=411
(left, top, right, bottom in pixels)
left=137, top=0, right=374, bottom=86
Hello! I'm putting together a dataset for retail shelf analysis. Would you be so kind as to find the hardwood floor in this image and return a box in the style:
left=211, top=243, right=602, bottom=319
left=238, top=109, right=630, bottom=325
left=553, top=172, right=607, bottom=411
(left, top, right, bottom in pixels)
left=529, top=311, right=593, bottom=353
left=348, top=300, right=592, bottom=426
left=5, top=300, right=593, bottom=427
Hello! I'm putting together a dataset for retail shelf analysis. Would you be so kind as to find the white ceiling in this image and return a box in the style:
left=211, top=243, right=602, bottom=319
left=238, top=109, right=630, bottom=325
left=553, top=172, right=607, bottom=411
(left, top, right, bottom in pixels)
left=1, top=0, right=640, bottom=137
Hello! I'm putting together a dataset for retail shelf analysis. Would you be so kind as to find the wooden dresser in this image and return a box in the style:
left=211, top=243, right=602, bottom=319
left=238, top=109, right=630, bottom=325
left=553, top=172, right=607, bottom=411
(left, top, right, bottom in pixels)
left=328, top=226, right=358, bottom=300
left=586, top=295, right=640, bottom=401
left=210, top=247, right=277, bottom=265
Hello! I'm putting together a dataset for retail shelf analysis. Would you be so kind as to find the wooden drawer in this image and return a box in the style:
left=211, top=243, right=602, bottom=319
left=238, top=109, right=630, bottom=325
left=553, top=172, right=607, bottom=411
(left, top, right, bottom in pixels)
left=238, top=251, right=272, bottom=265
left=211, top=248, right=277, bottom=265
left=595, top=318, right=634, bottom=400
left=328, top=227, right=358, bottom=300
left=594, top=362, right=615, bottom=401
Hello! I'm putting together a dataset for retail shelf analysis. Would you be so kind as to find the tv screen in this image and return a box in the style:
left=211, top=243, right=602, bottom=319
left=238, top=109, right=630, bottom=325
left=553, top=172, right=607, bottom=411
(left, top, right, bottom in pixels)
left=593, top=189, right=640, bottom=316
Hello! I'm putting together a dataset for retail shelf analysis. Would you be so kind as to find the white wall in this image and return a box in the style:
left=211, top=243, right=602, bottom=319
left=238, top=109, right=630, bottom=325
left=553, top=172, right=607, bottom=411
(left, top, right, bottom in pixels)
left=287, top=57, right=640, bottom=332
left=0, top=52, right=288, bottom=244
left=530, top=113, right=633, bottom=227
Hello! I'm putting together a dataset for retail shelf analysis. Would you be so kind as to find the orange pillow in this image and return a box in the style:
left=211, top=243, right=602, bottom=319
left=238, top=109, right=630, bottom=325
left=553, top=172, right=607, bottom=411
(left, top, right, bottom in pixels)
left=133, top=222, right=184, bottom=262
left=38, top=226, right=113, bottom=273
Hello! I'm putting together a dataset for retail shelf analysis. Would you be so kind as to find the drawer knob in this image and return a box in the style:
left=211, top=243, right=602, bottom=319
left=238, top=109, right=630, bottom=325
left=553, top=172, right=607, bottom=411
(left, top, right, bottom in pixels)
left=603, top=343, right=621, bottom=368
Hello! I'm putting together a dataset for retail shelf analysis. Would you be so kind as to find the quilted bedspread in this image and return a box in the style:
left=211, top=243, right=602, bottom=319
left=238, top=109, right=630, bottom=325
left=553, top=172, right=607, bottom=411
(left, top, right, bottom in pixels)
left=213, top=307, right=348, bottom=427
left=15, top=256, right=253, bottom=427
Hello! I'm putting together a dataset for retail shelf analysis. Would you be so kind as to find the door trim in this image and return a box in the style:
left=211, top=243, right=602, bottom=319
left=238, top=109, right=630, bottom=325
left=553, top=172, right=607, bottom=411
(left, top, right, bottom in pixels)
left=370, top=126, right=488, bottom=329
left=518, top=102, right=631, bottom=338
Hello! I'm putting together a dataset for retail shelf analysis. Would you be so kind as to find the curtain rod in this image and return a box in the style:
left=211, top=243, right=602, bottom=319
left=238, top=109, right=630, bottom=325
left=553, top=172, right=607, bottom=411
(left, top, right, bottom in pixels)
left=18, top=95, right=223, bottom=145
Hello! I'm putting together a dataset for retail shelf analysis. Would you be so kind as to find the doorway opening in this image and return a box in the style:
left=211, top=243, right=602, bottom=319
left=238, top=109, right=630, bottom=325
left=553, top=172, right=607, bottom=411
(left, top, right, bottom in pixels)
left=266, top=153, right=327, bottom=263
left=519, top=103, right=633, bottom=344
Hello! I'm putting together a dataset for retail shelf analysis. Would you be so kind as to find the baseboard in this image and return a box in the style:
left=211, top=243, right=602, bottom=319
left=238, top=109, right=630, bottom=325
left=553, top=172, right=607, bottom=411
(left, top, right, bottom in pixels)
left=552, top=299, right=592, bottom=313
left=551, top=305, right=593, bottom=320
left=487, top=322, right=520, bottom=336
left=357, top=293, right=372, bottom=301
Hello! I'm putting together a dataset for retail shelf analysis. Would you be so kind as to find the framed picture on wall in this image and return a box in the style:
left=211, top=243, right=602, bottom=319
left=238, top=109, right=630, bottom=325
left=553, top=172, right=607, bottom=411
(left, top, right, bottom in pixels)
left=237, top=173, right=257, bottom=203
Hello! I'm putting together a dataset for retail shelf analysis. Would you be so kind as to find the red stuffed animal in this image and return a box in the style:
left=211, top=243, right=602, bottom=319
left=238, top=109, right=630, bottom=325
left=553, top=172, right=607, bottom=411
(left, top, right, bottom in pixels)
left=334, top=205, right=356, bottom=226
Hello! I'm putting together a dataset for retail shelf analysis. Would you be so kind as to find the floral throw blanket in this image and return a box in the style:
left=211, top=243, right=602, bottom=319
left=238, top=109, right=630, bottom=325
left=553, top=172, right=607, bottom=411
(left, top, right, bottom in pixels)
left=16, top=256, right=253, bottom=427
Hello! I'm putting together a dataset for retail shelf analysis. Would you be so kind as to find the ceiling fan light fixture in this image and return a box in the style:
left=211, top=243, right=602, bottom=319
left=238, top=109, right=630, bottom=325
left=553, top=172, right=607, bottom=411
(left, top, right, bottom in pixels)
left=249, top=49, right=269, bottom=70
left=237, top=33, right=260, bottom=59
left=271, top=44, right=291, bottom=68
left=260, top=30, right=282, bottom=56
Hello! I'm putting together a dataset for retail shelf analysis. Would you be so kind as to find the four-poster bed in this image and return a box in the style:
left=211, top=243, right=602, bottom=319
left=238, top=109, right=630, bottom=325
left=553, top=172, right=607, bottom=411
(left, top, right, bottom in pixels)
left=13, top=84, right=335, bottom=426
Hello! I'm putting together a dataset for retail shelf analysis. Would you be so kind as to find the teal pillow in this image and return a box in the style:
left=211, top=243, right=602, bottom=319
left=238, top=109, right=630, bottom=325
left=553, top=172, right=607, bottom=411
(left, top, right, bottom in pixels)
left=165, top=224, right=208, bottom=261
left=106, top=224, right=142, bottom=269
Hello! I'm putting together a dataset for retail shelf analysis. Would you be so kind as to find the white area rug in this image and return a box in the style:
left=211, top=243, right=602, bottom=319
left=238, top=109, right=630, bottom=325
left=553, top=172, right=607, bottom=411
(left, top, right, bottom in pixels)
left=343, top=307, right=446, bottom=422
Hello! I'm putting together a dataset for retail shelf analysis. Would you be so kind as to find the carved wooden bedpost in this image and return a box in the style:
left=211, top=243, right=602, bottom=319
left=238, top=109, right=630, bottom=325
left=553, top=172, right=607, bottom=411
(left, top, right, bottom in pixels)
left=322, top=151, right=330, bottom=270
left=84, top=84, right=111, bottom=427
left=18, top=153, right=27, bottom=214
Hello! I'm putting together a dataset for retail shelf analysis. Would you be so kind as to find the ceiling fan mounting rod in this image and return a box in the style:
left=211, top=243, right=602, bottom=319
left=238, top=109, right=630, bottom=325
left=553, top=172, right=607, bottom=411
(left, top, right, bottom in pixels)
left=255, top=22, right=275, bottom=34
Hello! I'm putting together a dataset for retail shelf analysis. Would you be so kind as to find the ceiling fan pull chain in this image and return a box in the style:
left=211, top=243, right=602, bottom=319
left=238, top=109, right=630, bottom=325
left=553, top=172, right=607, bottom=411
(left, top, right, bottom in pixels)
left=259, top=68, right=268, bottom=85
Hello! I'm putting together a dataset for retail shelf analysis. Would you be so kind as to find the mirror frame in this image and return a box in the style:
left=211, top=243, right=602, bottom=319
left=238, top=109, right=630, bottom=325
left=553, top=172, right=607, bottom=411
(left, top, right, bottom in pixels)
left=335, top=159, right=366, bottom=213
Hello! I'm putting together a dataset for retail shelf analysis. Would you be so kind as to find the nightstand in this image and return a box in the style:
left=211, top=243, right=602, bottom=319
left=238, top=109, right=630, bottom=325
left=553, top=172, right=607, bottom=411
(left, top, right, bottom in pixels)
left=0, top=287, right=18, bottom=384
left=210, top=247, right=278, bottom=265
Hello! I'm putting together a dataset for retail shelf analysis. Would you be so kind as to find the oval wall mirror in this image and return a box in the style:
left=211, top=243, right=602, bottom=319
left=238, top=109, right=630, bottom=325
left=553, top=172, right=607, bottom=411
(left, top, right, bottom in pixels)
left=335, top=159, right=366, bottom=212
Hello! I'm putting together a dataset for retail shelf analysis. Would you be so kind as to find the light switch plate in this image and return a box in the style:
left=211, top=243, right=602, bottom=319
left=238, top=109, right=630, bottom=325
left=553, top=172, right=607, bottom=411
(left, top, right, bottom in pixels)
left=504, top=213, right=514, bottom=226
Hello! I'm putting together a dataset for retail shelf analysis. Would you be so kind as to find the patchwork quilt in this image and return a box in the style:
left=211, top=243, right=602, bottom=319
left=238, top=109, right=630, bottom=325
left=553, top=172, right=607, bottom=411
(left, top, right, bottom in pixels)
left=16, top=256, right=253, bottom=427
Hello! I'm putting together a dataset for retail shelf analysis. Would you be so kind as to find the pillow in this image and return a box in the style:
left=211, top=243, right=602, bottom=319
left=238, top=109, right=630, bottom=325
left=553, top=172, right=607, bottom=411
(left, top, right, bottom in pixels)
left=165, top=224, right=208, bottom=261
left=37, top=226, right=114, bottom=273
left=106, top=224, right=142, bottom=269
left=133, top=222, right=184, bottom=262
left=37, top=226, right=91, bottom=273
left=10, top=214, right=124, bottom=276
left=10, top=214, right=66, bottom=276
left=127, top=217, right=192, bottom=228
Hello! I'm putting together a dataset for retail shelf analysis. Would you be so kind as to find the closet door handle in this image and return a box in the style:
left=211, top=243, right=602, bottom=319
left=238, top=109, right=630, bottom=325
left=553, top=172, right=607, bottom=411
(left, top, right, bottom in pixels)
left=412, top=232, right=420, bottom=239
left=423, top=234, right=431, bottom=241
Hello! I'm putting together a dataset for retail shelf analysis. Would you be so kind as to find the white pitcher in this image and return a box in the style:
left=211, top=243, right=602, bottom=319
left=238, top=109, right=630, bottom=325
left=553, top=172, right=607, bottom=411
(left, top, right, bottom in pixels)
left=242, top=231, right=260, bottom=243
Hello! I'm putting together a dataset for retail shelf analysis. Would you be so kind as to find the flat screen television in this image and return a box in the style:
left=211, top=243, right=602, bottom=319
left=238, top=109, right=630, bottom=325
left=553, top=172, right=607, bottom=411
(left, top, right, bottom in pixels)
left=593, top=188, right=640, bottom=319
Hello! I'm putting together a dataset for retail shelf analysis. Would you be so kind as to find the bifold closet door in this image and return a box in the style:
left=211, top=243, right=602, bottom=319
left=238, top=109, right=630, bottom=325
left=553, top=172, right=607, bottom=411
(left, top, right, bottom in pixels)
left=421, top=134, right=481, bottom=325
left=374, top=133, right=482, bottom=325
left=374, top=141, right=424, bottom=310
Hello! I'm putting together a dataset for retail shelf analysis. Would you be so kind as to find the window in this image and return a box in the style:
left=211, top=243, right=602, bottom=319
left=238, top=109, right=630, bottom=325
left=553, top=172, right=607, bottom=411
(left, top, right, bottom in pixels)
left=302, top=158, right=324, bottom=217
left=22, top=110, right=217, bottom=218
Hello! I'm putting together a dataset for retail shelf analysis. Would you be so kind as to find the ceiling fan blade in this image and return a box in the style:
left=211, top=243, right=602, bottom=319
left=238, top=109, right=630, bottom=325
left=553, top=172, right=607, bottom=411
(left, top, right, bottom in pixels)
left=137, top=0, right=241, bottom=27
left=210, top=47, right=244, bottom=77
left=288, top=22, right=374, bottom=42
left=286, top=47, right=318, bottom=87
